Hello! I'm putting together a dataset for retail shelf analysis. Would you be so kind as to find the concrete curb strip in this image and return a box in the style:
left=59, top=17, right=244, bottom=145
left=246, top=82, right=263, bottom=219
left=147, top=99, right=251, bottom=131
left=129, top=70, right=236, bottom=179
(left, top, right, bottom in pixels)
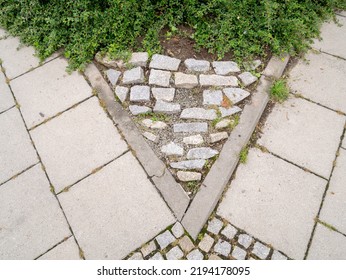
left=84, top=64, right=190, bottom=220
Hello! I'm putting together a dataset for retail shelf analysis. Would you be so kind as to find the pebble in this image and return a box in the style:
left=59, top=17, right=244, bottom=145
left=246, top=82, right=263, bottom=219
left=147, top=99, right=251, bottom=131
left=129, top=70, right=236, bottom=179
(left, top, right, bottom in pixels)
left=187, top=147, right=219, bottom=160
left=219, top=106, right=242, bottom=117
left=129, top=52, right=148, bottom=67
left=238, top=72, right=258, bottom=86
left=203, top=90, right=223, bottom=106
left=152, top=88, right=175, bottom=102
left=210, top=132, right=228, bottom=143
left=106, top=69, right=121, bottom=86
left=115, top=86, right=128, bottom=103
left=183, top=134, right=204, bottom=145
left=170, top=159, right=206, bottom=170
left=180, top=108, right=217, bottom=120
left=199, top=74, right=238, bottom=87
left=130, top=85, right=150, bottom=102
left=161, top=142, right=184, bottom=156
left=123, top=66, right=144, bottom=84
left=129, top=105, right=152, bottom=115
left=173, top=123, right=208, bottom=133
left=174, top=72, right=198, bottom=88
left=212, top=61, right=240, bottom=75
left=215, top=119, right=231, bottom=129
left=177, top=171, right=202, bottom=182
left=153, top=100, right=181, bottom=114
left=149, top=54, right=181, bottom=71
left=149, top=69, right=171, bottom=87
left=223, top=88, right=250, bottom=104
left=142, top=131, right=159, bottom=143
left=184, top=58, right=210, bottom=72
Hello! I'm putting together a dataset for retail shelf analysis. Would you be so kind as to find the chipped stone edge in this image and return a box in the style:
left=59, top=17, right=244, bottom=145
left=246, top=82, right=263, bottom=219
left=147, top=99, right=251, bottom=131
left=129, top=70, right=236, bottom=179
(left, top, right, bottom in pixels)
left=182, top=54, right=290, bottom=239
left=84, top=63, right=190, bottom=220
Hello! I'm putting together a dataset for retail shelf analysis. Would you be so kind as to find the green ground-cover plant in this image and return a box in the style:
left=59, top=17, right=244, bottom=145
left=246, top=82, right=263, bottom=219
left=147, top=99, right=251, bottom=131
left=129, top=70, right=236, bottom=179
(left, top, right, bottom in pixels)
left=270, top=78, right=290, bottom=103
left=0, top=0, right=344, bottom=70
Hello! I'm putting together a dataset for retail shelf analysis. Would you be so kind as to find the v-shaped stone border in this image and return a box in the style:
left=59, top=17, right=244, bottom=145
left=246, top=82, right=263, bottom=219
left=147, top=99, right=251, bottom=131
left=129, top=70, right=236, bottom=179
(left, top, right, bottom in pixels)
left=84, top=54, right=289, bottom=239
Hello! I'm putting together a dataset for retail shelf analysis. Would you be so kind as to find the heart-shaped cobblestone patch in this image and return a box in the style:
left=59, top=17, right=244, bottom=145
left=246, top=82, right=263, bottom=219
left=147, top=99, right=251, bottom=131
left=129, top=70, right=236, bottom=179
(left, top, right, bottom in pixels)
left=97, top=52, right=260, bottom=195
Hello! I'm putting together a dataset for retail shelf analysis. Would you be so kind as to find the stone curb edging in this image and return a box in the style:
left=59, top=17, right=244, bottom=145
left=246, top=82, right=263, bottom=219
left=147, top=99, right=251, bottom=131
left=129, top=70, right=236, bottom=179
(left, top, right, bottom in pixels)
left=84, top=64, right=190, bottom=220
left=83, top=54, right=289, bottom=238
left=181, top=54, right=290, bottom=239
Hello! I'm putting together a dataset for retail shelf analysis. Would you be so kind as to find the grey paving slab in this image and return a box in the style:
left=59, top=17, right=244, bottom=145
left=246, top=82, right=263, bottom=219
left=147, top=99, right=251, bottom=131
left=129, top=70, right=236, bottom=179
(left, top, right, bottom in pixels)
left=217, top=148, right=326, bottom=259
left=0, top=28, right=6, bottom=37
left=0, top=165, right=70, bottom=259
left=38, top=237, right=80, bottom=260
left=258, top=97, right=345, bottom=178
left=307, top=224, right=346, bottom=260
left=58, top=152, right=175, bottom=259
left=0, top=36, right=40, bottom=79
left=11, top=57, right=92, bottom=128
left=0, top=71, right=15, bottom=113
left=30, top=97, right=128, bottom=192
left=313, top=16, right=346, bottom=59
left=343, top=135, right=346, bottom=149
left=288, top=51, right=346, bottom=113
left=0, top=108, right=38, bottom=184
left=319, top=148, right=346, bottom=234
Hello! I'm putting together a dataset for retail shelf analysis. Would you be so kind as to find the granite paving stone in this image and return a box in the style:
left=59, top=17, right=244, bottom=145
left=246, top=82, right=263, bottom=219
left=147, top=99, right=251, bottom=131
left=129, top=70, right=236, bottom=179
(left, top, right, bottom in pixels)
left=106, top=69, right=121, bottom=86
left=30, top=97, right=128, bottom=192
left=171, top=223, right=185, bottom=239
left=150, top=253, right=164, bottom=260
left=129, top=52, right=149, bottom=67
left=184, top=59, right=210, bottom=73
left=183, top=134, right=204, bottom=145
left=208, top=254, right=222, bottom=260
left=130, top=85, right=150, bottom=102
left=252, top=242, right=270, bottom=259
left=173, top=122, right=208, bottom=133
left=174, top=72, right=198, bottom=88
left=152, top=88, right=175, bottom=102
left=237, top=234, right=253, bottom=249
left=0, top=108, right=38, bottom=184
left=115, top=86, right=129, bottom=103
left=212, top=61, right=240, bottom=75
left=221, top=224, right=238, bottom=240
left=179, top=236, right=195, bottom=253
left=156, top=230, right=176, bottom=250
left=187, top=147, right=219, bottom=160
left=258, top=97, right=345, bottom=178
left=307, top=224, right=346, bottom=260
left=10, top=58, right=92, bottom=128
left=180, top=108, right=217, bottom=120
left=128, top=252, right=143, bottom=260
left=129, top=105, right=152, bottom=115
left=153, top=100, right=181, bottom=114
left=149, top=69, right=171, bottom=87
left=166, top=246, right=184, bottom=260
left=238, top=72, right=258, bottom=86
left=187, top=249, right=204, bottom=260
left=199, top=74, right=238, bottom=87
left=143, top=131, right=159, bottom=143
left=288, top=51, right=346, bottom=113
left=122, top=67, right=144, bottom=84
left=232, top=246, right=247, bottom=260
left=319, top=148, right=346, bottom=233
left=177, top=171, right=202, bottom=182
left=0, top=165, right=70, bottom=259
left=217, top=148, right=326, bottom=259
left=149, top=54, right=181, bottom=71
left=170, top=159, right=206, bottom=170
left=271, top=250, right=288, bottom=260
left=141, top=241, right=157, bottom=258
left=210, top=132, right=228, bottom=143
left=198, top=234, right=214, bottom=253
left=58, top=152, right=175, bottom=259
left=214, top=240, right=231, bottom=257
left=223, top=88, right=250, bottom=105
left=219, top=106, right=241, bottom=117
left=0, top=71, right=15, bottom=113
left=207, top=218, right=223, bottom=235
left=203, top=90, right=223, bottom=106
left=38, top=237, right=80, bottom=260
left=161, top=142, right=184, bottom=156
left=215, top=119, right=231, bottom=129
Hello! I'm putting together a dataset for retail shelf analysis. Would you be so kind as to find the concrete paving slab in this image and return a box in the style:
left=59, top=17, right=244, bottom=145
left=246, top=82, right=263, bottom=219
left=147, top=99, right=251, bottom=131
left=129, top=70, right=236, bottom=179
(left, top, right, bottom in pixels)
left=0, top=28, right=6, bottom=37
left=11, top=58, right=92, bottom=128
left=0, top=165, right=70, bottom=259
left=288, top=51, right=346, bottom=113
left=0, top=108, right=38, bottom=184
left=217, top=148, right=326, bottom=259
left=0, top=71, right=15, bottom=113
left=307, top=224, right=346, bottom=260
left=313, top=16, right=346, bottom=59
left=38, top=237, right=81, bottom=260
left=0, top=36, right=40, bottom=79
left=319, top=148, right=346, bottom=234
left=343, top=136, right=346, bottom=149
left=30, top=97, right=128, bottom=192
left=58, top=152, right=175, bottom=259
left=258, top=97, right=345, bottom=178
left=336, top=10, right=346, bottom=17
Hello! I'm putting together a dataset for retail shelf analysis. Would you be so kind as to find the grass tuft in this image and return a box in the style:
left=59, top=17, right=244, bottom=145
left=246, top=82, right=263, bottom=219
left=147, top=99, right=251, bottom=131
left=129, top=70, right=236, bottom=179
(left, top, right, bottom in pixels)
left=270, top=79, right=289, bottom=103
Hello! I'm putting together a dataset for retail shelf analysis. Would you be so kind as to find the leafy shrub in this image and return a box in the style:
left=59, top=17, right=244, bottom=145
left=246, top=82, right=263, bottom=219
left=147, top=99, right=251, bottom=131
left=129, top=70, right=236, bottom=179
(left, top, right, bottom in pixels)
left=0, top=0, right=344, bottom=70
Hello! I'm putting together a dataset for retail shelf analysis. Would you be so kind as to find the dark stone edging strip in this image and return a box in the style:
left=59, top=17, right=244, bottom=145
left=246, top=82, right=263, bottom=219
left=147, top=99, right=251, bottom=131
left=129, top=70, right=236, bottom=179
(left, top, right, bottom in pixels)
left=181, top=55, right=290, bottom=239
left=84, top=63, right=190, bottom=220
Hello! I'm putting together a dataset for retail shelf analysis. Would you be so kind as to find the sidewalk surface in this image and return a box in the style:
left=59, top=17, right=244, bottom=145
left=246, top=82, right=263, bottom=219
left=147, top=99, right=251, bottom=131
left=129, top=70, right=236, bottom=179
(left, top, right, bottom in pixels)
left=0, top=11, right=345, bottom=260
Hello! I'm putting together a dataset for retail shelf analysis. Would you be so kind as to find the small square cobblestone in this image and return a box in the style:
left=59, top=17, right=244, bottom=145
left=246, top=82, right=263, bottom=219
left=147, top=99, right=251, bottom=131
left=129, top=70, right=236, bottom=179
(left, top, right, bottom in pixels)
left=166, top=246, right=184, bottom=260
left=232, top=246, right=247, bottom=260
left=213, top=240, right=231, bottom=257
left=252, top=242, right=270, bottom=259
left=141, top=241, right=157, bottom=258
left=171, top=223, right=185, bottom=238
left=221, top=224, right=238, bottom=240
left=237, top=234, right=253, bottom=249
left=179, top=236, right=195, bottom=253
left=150, top=252, right=164, bottom=260
left=128, top=252, right=143, bottom=260
left=198, top=234, right=214, bottom=253
left=187, top=249, right=204, bottom=260
left=156, top=230, right=176, bottom=250
left=207, top=218, right=223, bottom=235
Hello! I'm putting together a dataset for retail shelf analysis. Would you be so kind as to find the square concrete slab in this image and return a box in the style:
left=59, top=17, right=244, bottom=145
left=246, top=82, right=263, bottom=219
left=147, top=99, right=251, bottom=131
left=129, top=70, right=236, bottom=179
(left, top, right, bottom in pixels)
left=0, top=36, right=40, bottom=79
left=0, top=28, right=6, bottom=37
left=11, top=57, right=92, bottom=128
left=0, top=71, right=15, bottom=113
left=217, top=148, right=326, bottom=259
left=343, top=136, right=346, bottom=149
left=0, top=165, right=71, bottom=259
left=288, top=51, right=346, bottom=113
left=0, top=108, right=38, bottom=184
left=319, top=148, right=346, bottom=234
left=258, top=97, right=345, bottom=178
left=313, top=16, right=346, bottom=59
left=38, top=237, right=81, bottom=260
left=58, top=152, right=175, bottom=259
left=307, top=224, right=346, bottom=259
left=30, top=97, right=128, bottom=192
